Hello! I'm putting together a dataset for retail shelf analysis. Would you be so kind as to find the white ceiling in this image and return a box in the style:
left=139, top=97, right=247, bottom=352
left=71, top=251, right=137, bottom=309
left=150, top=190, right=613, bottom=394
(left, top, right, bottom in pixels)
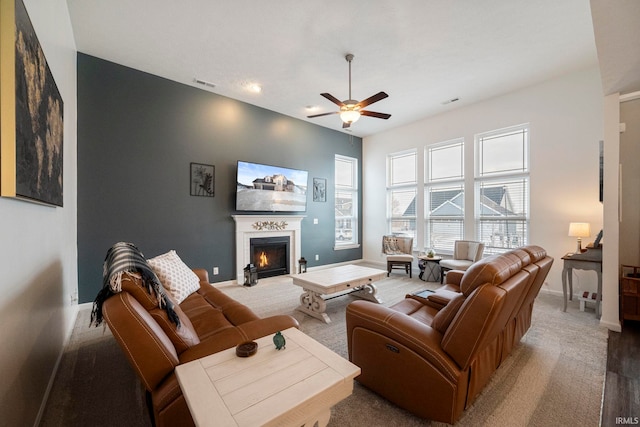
left=66, top=0, right=605, bottom=138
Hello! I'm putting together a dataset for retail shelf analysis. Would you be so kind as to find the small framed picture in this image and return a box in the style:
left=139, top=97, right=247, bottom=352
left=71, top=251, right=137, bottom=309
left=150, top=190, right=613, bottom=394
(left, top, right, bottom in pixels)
left=190, top=163, right=214, bottom=197
left=313, top=177, right=326, bottom=202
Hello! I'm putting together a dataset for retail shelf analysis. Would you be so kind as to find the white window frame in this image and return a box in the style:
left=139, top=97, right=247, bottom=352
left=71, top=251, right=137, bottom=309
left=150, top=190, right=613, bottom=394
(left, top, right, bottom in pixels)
left=387, top=150, right=417, bottom=243
left=475, top=124, right=530, bottom=255
left=425, top=139, right=464, bottom=255
left=334, top=154, right=359, bottom=249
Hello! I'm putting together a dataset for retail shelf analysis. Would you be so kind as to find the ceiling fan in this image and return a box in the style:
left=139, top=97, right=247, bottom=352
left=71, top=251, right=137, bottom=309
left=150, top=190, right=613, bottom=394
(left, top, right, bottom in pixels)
left=308, top=53, right=391, bottom=129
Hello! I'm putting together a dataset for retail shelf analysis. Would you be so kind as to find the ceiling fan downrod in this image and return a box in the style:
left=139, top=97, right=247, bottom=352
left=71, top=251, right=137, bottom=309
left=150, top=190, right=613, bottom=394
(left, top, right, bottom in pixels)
left=346, top=53, right=354, bottom=101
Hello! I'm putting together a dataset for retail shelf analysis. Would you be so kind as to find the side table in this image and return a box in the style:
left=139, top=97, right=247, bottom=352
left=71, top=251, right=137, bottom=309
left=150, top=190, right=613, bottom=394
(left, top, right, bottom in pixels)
left=418, top=256, right=442, bottom=282
left=561, top=253, right=602, bottom=318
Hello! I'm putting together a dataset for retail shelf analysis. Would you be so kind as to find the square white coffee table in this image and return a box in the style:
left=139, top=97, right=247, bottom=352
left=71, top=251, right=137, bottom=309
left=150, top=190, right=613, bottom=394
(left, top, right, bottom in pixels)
left=175, top=327, right=360, bottom=427
left=291, top=264, right=387, bottom=323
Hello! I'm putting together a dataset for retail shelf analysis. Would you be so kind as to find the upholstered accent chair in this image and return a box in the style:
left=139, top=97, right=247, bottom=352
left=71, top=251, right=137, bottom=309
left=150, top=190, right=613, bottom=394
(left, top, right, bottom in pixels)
left=439, top=240, right=485, bottom=283
left=383, top=235, right=414, bottom=278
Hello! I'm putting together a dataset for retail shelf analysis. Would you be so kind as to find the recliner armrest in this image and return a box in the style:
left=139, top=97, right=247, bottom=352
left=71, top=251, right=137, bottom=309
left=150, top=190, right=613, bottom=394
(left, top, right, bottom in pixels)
left=427, top=289, right=461, bottom=307
left=444, top=270, right=464, bottom=286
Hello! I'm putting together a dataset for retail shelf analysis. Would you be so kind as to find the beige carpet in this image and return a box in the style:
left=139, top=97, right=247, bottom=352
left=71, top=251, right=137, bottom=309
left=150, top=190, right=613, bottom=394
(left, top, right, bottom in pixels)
left=41, top=269, right=607, bottom=426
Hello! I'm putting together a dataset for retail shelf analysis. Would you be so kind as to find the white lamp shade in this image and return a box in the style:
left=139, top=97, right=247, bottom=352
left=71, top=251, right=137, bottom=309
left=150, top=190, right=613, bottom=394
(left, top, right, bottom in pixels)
left=568, top=222, right=591, bottom=238
left=340, top=109, right=360, bottom=124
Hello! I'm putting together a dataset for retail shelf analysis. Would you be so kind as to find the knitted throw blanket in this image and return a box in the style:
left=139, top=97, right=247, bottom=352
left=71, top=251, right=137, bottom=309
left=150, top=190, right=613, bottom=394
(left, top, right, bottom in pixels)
left=90, top=242, right=180, bottom=327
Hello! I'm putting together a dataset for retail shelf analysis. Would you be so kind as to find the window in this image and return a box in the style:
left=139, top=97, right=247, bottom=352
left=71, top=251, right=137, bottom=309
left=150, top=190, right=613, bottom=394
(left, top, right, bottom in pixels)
left=335, top=155, right=358, bottom=247
left=387, top=151, right=417, bottom=240
left=475, top=125, right=529, bottom=255
left=425, top=139, right=464, bottom=254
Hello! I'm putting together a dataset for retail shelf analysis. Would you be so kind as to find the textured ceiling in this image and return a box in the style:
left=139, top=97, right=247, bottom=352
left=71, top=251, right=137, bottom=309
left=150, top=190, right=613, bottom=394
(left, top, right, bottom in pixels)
left=66, top=0, right=601, bottom=137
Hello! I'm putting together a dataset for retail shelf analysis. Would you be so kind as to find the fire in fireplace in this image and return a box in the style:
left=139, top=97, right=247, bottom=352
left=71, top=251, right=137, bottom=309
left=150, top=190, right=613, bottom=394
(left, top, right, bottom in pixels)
left=250, top=236, right=290, bottom=279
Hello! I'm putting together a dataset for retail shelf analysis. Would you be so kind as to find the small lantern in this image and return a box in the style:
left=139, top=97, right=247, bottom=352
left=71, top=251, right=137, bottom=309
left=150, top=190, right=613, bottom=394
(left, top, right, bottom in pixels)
left=243, top=263, right=258, bottom=286
left=298, top=257, right=307, bottom=274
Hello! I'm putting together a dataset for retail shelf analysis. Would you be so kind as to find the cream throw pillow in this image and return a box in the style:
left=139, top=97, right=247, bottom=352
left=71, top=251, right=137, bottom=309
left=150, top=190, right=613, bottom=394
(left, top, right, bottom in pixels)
left=148, top=250, right=200, bottom=304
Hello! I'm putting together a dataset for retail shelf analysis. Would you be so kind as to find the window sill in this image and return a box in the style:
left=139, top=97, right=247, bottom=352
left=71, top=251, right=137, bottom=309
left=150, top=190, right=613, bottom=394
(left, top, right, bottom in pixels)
left=334, top=243, right=360, bottom=251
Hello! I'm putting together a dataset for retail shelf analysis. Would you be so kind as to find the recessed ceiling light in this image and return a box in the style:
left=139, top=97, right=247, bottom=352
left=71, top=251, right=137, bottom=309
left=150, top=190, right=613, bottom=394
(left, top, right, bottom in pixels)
left=246, top=83, right=262, bottom=93
left=305, top=105, right=319, bottom=111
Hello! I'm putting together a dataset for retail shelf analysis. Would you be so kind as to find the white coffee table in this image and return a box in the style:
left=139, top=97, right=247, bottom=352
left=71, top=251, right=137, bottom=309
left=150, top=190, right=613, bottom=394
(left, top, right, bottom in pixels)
left=291, top=264, right=387, bottom=323
left=175, top=327, right=360, bottom=427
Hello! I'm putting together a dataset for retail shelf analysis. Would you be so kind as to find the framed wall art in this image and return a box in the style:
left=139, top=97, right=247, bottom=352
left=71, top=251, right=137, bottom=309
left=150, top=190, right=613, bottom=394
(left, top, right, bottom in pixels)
left=313, top=177, right=326, bottom=202
left=190, top=163, right=214, bottom=197
left=1, top=0, right=64, bottom=206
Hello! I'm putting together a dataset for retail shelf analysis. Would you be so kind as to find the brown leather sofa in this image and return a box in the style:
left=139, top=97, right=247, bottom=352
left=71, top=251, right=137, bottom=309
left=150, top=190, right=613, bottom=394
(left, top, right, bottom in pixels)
left=102, top=269, right=299, bottom=427
left=346, top=245, right=553, bottom=424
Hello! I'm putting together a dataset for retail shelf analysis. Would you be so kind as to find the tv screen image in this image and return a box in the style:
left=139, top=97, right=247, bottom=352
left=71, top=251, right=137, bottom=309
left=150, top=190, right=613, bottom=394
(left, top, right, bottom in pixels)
left=236, top=161, right=308, bottom=212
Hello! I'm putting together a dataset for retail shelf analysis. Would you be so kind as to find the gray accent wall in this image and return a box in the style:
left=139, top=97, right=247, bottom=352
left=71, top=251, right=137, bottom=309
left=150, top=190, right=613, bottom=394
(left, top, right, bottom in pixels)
left=78, top=53, right=362, bottom=303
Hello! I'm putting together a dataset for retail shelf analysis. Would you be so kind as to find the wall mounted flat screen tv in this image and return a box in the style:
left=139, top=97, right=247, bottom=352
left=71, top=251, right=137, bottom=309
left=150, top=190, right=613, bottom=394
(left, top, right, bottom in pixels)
left=236, top=161, right=308, bottom=212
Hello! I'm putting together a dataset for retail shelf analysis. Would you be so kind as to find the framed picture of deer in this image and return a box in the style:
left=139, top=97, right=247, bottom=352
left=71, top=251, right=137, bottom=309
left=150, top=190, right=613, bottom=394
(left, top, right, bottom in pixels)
left=190, top=163, right=214, bottom=197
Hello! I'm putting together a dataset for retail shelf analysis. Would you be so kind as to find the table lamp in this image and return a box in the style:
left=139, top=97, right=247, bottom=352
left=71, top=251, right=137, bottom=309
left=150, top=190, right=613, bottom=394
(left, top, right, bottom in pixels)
left=568, top=222, right=591, bottom=253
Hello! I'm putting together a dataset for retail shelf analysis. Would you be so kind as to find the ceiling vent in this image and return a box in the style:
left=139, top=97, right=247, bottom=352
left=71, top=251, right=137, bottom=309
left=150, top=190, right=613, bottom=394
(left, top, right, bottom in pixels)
left=442, top=97, right=460, bottom=105
left=194, top=78, right=216, bottom=88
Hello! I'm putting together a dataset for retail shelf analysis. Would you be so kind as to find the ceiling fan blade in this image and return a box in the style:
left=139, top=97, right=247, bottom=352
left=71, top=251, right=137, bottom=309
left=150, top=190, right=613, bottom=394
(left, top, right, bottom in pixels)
left=321, top=93, right=345, bottom=107
left=342, top=121, right=351, bottom=129
left=361, top=110, right=391, bottom=119
left=307, top=111, right=339, bottom=118
left=357, top=91, right=388, bottom=108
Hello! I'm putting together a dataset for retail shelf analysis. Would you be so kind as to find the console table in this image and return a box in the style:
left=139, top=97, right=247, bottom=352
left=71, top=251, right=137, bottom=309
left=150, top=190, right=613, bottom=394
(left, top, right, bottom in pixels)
left=561, top=252, right=602, bottom=318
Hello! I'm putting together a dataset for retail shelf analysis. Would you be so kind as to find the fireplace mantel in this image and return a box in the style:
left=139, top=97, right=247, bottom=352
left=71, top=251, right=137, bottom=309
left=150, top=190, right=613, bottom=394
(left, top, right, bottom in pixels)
left=232, top=215, right=305, bottom=283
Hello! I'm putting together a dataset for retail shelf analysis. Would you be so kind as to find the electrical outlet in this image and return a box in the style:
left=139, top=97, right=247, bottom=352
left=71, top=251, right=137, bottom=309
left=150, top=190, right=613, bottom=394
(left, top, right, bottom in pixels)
left=313, top=218, right=318, bottom=224
left=315, top=254, right=319, bottom=261
left=213, top=267, right=219, bottom=275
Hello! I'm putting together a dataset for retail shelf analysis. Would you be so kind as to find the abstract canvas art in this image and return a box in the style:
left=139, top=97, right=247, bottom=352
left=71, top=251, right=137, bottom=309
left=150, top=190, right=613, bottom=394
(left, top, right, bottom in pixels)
left=1, top=0, right=64, bottom=206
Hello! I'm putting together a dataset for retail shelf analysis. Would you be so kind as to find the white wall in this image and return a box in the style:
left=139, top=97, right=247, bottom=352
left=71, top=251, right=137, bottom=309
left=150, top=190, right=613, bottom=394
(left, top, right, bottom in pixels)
left=363, top=68, right=604, bottom=301
left=0, top=0, right=77, bottom=425
left=600, top=93, right=621, bottom=331
left=619, top=97, right=640, bottom=265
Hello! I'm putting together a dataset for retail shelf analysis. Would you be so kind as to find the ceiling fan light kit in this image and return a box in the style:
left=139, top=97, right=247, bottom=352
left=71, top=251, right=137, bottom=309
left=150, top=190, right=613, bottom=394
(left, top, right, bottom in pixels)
left=308, top=53, right=391, bottom=129
left=340, top=106, right=361, bottom=124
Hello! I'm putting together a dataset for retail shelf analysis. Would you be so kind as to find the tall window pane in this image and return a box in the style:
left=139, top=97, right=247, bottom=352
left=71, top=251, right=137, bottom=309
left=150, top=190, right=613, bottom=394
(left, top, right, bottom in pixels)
left=476, top=126, right=529, bottom=255
left=387, top=151, right=417, bottom=241
left=425, top=139, right=464, bottom=254
left=335, top=155, right=358, bottom=246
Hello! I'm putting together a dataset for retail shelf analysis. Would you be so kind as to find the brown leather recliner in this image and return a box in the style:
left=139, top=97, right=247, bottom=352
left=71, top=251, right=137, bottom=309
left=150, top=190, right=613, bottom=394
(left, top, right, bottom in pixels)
left=346, top=245, right=553, bottom=424
left=102, top=269, right=299, bottom=427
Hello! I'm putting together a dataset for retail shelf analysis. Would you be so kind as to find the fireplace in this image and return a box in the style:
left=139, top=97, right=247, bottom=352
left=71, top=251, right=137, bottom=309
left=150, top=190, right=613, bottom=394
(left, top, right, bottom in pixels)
left=232, top=215, right=304, bottom=284
left=250, top=236, right=290, bottom=279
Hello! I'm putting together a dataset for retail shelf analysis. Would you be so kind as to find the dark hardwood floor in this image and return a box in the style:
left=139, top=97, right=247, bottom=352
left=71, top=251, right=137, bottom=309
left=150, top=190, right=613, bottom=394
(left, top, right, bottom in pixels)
left=601, top=320, right=640, bottom=426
